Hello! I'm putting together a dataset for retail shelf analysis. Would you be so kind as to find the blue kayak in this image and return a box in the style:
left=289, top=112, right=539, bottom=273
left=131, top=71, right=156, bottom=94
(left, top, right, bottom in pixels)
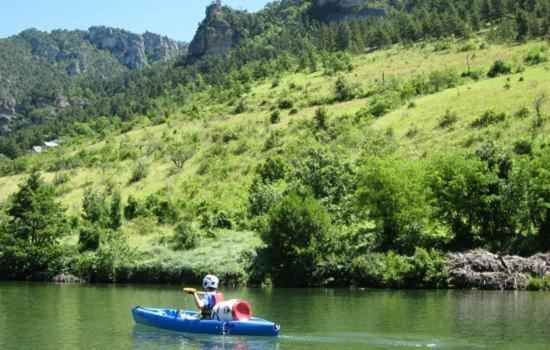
left=132, top=307, right=280, bottom=337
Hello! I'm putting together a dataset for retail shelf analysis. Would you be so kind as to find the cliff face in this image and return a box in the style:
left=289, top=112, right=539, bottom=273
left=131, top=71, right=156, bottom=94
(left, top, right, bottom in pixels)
left=311, top=0, right=388, bottom=22
left=87, top=26, right=187, bottom=69
left=186, top=3, right=244, bottom=64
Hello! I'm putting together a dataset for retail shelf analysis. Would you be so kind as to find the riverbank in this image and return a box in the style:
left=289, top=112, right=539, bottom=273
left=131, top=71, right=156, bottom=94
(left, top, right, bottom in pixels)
left=44, top=244, right=550, bottom=291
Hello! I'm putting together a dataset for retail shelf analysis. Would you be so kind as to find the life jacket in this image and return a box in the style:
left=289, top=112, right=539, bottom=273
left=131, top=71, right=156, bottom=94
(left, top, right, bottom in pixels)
left=201, top=291, right=224, bottom=315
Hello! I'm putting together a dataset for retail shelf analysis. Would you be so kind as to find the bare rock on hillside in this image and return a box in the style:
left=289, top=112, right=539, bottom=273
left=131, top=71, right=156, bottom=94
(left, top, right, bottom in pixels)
left=186, top=2, right=244, bottom=64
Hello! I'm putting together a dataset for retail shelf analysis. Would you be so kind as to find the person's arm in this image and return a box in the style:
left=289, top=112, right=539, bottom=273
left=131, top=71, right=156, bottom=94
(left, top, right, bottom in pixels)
left=193, top=291, right=206, bottom=309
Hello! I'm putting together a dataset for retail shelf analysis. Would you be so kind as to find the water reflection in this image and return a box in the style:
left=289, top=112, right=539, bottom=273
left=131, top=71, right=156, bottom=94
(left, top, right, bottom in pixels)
left=132, top=325, right=280, bottom=350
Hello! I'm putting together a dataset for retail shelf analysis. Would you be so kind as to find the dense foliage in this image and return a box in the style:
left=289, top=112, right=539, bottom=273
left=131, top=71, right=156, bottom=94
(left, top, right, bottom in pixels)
left=0, top=0, right=549, bottom=287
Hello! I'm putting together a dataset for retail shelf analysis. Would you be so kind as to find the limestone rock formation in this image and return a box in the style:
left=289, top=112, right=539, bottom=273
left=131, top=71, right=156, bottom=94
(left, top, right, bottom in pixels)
left=447, top=250, right=550, bottom=290
left=87, top=26, right=187, bottom=69
left=186, top=2, right=244, bottom=64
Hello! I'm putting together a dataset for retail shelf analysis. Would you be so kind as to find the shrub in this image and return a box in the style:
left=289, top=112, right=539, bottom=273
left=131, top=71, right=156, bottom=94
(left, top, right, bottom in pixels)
left=289, top=107, right=299, bottom=115
left=200, top=209, right=234, bottom=230
left=129, top=162, right=148, bottom=183
left=172, top=220, right=201, bottom=250
left=528, top=277, right=543, bottom=290
left=514, top=105, right=530, bottom=118
left=461, top=68, right=485, bottom=81
left=513, top=139, right=533, bottom=155
left=487, top=60, right=511, bottom=77
left=277, top=98, right=294, bottom=110
left=438, top=109, right=459, bottom=128
left=314, top=107, right=329, bottom=130
left=367, top=93, right=400, bottom=117
left=524, top=47, right=548, bottom=65
left=382, top=252, right=413, bottom=288
left=333, top=76, right=355, bottom=102
left=124, top=195, right=141, bottom=220
left=410, top=248, right=451, bottom=288
left=471, top=110, right=507, bottom=128
left=78, top=224, right=102, bottom=252
left=270, top=110, right=281, bottom=124
left=351, top=253, right=386, bottom=286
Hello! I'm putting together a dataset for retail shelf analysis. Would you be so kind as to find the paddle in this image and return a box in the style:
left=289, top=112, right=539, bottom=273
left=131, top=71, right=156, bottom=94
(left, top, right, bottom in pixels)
left=182, top=287, right=197, bottom=294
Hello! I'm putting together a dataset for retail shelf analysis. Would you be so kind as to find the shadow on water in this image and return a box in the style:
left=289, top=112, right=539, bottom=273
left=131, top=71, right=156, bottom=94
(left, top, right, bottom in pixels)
left=131, top=325, right=280, bottom=350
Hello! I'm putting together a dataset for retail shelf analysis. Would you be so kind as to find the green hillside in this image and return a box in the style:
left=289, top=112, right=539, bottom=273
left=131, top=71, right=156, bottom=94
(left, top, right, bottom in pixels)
left=0, top=0, right=548, bottom=288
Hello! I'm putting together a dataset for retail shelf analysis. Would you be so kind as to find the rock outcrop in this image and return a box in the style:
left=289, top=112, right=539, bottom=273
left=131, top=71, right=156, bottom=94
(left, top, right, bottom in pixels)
left=186, top=2, right=244, bottom=64
left=88, top=26, right=187, bottom=69
left=447, top=250, right=550, bottom=290
left=311, top=0, right=388, bottom=23
left=18, top=27, right=186, bottom=71
left=0, top=96, right=16, bottom=136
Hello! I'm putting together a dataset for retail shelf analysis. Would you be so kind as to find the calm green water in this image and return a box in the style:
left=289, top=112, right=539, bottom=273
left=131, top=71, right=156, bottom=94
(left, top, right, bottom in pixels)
left=0, top=282, right=549, bottom=349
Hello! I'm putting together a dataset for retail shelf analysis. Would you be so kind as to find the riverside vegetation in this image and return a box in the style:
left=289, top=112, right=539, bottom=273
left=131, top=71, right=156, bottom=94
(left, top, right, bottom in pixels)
left=0, top=0, right=549, bottom=289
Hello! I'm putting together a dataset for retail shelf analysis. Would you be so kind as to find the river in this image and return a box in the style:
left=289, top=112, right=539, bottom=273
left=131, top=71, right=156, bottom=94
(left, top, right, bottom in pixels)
left=0, top=282, right=548, bottom=349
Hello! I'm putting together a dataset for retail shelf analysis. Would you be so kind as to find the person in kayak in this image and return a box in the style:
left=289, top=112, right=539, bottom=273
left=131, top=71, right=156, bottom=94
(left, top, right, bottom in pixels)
left=182, top=274, right=224, bottom=319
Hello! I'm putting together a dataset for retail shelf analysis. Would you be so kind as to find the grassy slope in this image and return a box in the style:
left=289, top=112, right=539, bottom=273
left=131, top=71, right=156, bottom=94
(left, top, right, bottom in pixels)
left=0, top=38, right=548, bottom=254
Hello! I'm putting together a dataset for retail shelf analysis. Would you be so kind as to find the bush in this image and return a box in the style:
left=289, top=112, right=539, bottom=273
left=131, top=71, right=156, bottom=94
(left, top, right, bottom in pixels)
left=270, top=109, right=281, bottom=124
left=172, top=220, right=201, bottom=250
left=124, top=195, right=140, bottom=220
left=471, top=110, right=507, bottom=128
left=461, top=68, right=485, bottom=81
left=351, top=253, right=386, bottom=286
left=487, top=60, right=511, bottom=77
left=514, top=105, right=530, bottom=119
left=382, top=252, right=413, bottom=288
left=410, top=248, right=451, bottom=288
left=513, top=139, right=533, bottom=155
left=314, top=107, right=329, bottom=130
left=333, top=76, right=355, bottom=102
left=438, top=109, right=459, bottom=128
left=78, top=224, right=102, bottom=252
left=367, top=93, right=400, bottom=117
left=129, top=162, right=148, bottom=183
left=524, top=47, right=548, bottom=65
left=277, top=98, right=294, bottom=110
left=289, top=107, right=299, bottom=115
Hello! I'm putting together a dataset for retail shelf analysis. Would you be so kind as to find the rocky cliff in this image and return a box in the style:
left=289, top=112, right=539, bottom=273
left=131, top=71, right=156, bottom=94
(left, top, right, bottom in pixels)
left=87, top=26, right=187, bottom=69
left=186, top=2, right=244, bottom=64
left=311, top=0, right=388, bottom=22
left=447, top=251, right=550, bottom=290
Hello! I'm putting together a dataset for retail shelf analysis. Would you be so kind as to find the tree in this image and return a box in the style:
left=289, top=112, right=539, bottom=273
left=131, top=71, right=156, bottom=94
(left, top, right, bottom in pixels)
left=82, top=189, right=109, bottom=226
left=335, top=22, right=352, bottom=51
left=357, top=157, right=431, bottom=253
left=516, top=10, right=530, bottom=41
left=170, top=141, right=197, bottom=171
left=0, top=171, right=66, bottom=279
left=109, top=191, right=123, bottom=230
left=333, top=76, right=355, bottom=102
left=7, top=171, right=65, bottom=245
left=261, top=193, right=332, bottom=286
left=314, top=107, right=329, bottom=130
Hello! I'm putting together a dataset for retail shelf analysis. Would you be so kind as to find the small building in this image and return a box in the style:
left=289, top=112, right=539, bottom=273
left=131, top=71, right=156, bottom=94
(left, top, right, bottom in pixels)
left=44, top=140, right=59, bottom=148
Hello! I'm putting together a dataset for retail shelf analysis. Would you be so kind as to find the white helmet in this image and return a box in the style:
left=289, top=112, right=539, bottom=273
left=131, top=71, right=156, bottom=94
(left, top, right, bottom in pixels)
left=203, top=274, right=219, bottom=290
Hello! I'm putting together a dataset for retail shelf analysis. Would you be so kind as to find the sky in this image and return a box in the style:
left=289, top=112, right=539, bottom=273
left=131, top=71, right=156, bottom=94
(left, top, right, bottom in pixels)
left=0, top=0, right=269, bottom=42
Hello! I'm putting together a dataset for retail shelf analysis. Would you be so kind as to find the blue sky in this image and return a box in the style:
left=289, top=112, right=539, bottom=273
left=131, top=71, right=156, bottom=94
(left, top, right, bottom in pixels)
left=0, top=0, right=269, bottom=41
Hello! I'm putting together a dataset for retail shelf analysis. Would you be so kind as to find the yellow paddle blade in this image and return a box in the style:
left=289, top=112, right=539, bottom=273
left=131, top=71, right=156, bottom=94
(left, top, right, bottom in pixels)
left=183, top=287, right=197, bottom=294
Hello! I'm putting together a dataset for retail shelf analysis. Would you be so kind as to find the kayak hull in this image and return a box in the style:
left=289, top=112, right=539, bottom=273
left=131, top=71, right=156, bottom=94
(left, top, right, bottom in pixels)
left=132, top=307, right=280, bottom=337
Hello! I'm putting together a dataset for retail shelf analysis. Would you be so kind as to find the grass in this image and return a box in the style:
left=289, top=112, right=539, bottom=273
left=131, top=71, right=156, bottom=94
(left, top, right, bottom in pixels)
left=0, top=38, right=548, bottom=256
